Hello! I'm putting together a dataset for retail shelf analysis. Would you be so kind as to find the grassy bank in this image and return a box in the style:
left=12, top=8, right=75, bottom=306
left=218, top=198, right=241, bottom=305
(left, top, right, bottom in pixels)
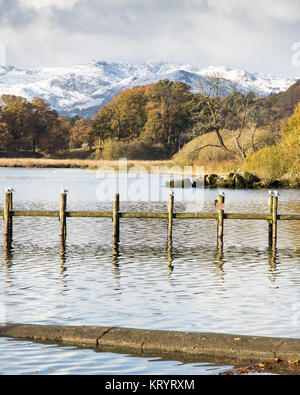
left=0, top=157, right=175, bottom=172
left=0, top=157, right=242, bottom=176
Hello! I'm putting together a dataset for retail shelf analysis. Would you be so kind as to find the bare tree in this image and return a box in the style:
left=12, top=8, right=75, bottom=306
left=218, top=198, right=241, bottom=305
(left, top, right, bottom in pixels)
left=191, top=73, right=257, bottom=159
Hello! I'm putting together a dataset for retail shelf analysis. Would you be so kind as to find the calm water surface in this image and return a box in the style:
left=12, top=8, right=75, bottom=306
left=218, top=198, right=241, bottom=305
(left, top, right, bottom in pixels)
left=0, top=167, right=299, bottom=375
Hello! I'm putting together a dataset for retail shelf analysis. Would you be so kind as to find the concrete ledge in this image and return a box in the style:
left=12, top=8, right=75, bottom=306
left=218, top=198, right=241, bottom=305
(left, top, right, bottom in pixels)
left=1, top=324, right=300, bottom=362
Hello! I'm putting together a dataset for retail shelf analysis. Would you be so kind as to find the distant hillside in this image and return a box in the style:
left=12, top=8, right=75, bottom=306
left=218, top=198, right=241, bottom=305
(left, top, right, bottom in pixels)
left=0, top=61, right=297, bottom=118
left=257, top=79, right=300, bottom=124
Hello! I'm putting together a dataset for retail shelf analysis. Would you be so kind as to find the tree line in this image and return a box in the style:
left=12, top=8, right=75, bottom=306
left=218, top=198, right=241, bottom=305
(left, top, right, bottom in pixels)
left=0, top=94, right=93, bottom=156
left=0, top=76, right=295, bottom=159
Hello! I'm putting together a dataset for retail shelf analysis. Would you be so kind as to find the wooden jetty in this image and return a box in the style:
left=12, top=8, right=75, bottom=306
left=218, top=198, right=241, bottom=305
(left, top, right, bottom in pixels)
left=1, top=189, right=300, bottom=251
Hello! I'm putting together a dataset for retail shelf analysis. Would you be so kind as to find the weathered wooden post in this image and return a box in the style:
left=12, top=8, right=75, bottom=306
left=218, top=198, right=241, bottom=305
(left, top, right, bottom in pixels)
left=217, top=192, right=225, bottom=249
left=60, top=189, right=67, bottom=241
left=268, top=191, right=273, bottom=246
left=168, top=192, right=174, bottom=249
left=272, top=191, right=279, bottom=249
left=4, top=188, right=13, bottom=247
left=113, top=193, right=120, bottom=244
left=8, top=189, right=13, bottom=240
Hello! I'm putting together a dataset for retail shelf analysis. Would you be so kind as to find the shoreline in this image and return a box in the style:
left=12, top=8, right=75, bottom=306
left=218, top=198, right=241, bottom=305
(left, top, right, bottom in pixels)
left=1, top=324, right=300, bottom=375
left=0, top=158, right=299, bottom=189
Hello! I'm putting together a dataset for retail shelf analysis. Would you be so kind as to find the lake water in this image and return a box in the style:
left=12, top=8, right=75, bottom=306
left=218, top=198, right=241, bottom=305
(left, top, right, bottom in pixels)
left=0, top=167, right=299, bottom=375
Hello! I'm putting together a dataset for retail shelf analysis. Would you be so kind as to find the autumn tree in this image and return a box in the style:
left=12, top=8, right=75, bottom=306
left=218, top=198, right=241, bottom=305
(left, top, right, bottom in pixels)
left=93, top=80, right=193, bottom=156
left=0, top=94, right=70, bottom=155
left=245, top=101, right=300, bottom=180
left=69, top=118, right=94, bottom=149
left=280, top=101, right=300, bottom=175
left=142, top=80, right=193, bottom=153
left=0, top=94, right=32, bottom=152
left=93, top=106, right=114, bottom=147
left=93, top=85, right=147, bottom=144
left=38, top=116, right=70, bottom=154
left=0, top=121, right=10, bottom=153
left=29, top=97, right=59, bottom=153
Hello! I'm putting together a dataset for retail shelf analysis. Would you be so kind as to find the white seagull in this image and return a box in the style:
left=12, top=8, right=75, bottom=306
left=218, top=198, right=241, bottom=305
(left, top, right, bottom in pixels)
left=5, top=187, right=15, bottom=193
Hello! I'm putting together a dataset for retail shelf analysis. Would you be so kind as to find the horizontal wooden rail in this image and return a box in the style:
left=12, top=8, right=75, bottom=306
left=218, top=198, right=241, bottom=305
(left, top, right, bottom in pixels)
left=67, top=211, right=113, bottom=218
left=277, top=214, right=300, bottom=221
left=2, top=211, right=300, bottom=221
left=1, top=190, right=299, bottom=252
left=13, top=210, right=59, bottom=217
left=224, top=213, right=272, bottom=220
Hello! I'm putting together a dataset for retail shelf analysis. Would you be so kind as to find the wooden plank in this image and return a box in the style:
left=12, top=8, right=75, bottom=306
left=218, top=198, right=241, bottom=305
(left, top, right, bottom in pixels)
left=12, top=210, right=60, bottom=217
left=66, top=211, right=113, bottom=218
left=5, top=211, right=300, bottom=220
left=4, top=209, right=300, bottom=222
left=224, top=213, right=272, bottom=220
left=174, top=213, right=218, bottom=219
left=277, top=214, right=300, bottom=221
left=120, top=212, right=169, bottom=219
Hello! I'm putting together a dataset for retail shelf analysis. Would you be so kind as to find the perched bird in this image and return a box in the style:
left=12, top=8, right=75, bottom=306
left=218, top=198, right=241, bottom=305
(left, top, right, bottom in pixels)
left=220, top=191, right=225, bottom=197
left=61, top=187, right=69, bottom=194
left=5, top=187, right=15, bottom=193
left=274, top=191, right=280, bottom=197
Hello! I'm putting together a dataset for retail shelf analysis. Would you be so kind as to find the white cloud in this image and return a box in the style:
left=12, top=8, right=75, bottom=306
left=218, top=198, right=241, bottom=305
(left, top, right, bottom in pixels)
left=1, top=0, right=299, bottom=77
left=0, top=42, right=6, bottom=66
left=205, top=0, right=300, bottom=23
left=19, top=0, right=80, bottom=10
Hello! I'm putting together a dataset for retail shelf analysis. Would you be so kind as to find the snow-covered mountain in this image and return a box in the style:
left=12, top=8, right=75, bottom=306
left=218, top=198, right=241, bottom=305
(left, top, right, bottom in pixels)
left=0, top=60, right=297, bottom=118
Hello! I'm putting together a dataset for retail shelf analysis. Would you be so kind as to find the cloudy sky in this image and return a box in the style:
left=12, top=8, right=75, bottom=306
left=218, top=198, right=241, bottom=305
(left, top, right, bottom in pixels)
left=1, top=0, right=300, bottom=77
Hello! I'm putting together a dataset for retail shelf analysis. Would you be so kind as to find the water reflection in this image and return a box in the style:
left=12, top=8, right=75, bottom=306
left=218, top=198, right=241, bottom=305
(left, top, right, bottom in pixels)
left=3, top=243, right=13, bottom=269
left=0, top=168, right=300, bottom=343
left=167, top=246, right=174, bottom=277
left=267, top=246, right=279, bottom=283
left=215, top=246, right=224, bottom=271
left=59, top=238, right=67, bottom=274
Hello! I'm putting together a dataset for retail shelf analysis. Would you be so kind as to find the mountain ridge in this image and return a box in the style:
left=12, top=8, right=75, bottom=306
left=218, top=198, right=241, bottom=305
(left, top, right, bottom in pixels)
left=0, top=60, right=298, bottom=118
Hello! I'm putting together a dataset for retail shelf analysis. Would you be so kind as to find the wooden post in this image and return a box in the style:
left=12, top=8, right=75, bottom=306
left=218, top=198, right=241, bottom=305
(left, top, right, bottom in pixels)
left=60, top=191, right=67, bottom=241
left=217, top=193, right=225, bottom=248
left=268, top=191, right=273, bottom=246
left=113, top=193, right=120, bottom=244
left=8, top=190, right=13, bottom=240
left=4, top=190, right=12, bottom=246
left=168, top=192, right=174, bottom=249
left=272, top=192, right=278, bottom=249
